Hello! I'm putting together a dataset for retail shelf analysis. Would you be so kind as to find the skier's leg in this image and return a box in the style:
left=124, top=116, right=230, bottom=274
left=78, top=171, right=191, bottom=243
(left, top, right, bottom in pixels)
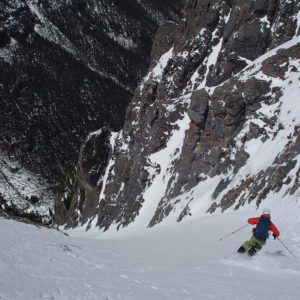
left=248, top=237, right=265, bottom=255
left=238, top=237, right=254, bottom=252
left=237, top=245, right=246, bottom=253
left=245, top=236, right=258, bottom=255
left=253, top=238, right=265, bottom=252
left=241, top=236, right=256, bottom=250
left=248, top=247, right=256, bottom=256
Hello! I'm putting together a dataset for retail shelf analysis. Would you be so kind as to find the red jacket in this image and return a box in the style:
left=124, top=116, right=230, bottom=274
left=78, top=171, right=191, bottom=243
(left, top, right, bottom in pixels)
left=248, top=214, right=280, bottom=237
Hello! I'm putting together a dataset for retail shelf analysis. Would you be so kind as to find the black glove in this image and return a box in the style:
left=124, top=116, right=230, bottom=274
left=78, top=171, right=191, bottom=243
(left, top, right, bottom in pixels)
left=273, top=233, right=277, bottom=240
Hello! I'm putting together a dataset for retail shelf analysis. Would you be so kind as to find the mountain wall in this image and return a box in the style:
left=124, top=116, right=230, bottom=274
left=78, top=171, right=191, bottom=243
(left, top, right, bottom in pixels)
left=60, top=0, right=300, bottom=231
left=0, top=0, right=184, bottom=223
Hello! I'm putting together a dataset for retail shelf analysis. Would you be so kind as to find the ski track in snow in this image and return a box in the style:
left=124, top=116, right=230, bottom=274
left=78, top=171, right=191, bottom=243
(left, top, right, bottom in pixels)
left=1, top=206, right=300, bottom=300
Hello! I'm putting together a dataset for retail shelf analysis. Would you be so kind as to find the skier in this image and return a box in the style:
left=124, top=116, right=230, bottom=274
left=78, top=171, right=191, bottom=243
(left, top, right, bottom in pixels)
left=237, top=208, right=280, bottom=256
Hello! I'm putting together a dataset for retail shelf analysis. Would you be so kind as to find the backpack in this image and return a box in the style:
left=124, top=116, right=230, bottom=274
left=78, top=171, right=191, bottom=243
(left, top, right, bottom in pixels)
left=254, top=215, right=271, bottom=241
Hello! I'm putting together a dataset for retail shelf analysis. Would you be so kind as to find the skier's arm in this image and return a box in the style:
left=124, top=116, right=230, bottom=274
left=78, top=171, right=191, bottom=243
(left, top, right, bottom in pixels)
left=248, top=217, right=259, bottom=225
left=270, top=222, right=280, bottom=237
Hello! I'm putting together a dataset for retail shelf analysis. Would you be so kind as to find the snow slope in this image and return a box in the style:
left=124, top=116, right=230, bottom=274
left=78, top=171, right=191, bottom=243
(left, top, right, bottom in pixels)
left=1, top=200, right=300, bottom=300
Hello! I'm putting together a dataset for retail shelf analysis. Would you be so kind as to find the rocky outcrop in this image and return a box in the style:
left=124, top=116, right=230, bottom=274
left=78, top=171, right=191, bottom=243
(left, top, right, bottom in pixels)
left=208, top=43, right=300, bottom=213
left=0, top=0, right=184, bottom=223
left=56, top=127, right=112, bottom=227
left=61, top=0, right=300, bottom=231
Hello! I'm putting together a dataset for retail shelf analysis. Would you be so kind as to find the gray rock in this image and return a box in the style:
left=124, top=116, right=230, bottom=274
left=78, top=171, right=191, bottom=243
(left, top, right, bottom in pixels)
left=254, top=0, right=269, bottom=17
left=188, top=89, right=209, bottom=129
left=244, top=77, right=271, bottom=111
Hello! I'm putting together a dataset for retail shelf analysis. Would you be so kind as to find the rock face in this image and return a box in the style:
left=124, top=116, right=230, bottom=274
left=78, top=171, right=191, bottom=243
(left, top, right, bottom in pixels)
left=0, top=0, right=184, bottom=222
left=61, top=0, right=300, bottom=231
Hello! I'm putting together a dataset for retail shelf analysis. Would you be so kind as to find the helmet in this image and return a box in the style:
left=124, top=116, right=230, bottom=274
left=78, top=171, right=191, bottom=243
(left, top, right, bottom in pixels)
left=263, top=208, right=270, bottom=215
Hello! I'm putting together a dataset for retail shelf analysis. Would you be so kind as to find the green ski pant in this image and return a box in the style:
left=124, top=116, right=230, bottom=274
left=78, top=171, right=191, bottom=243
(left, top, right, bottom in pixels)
left=242, top=235, right=265, bottom=252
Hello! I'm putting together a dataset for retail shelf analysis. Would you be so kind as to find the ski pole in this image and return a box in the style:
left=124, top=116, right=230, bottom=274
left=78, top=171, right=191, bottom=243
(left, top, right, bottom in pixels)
left=277, top=237, right=298, bottom=260
left=219, top=224, right=249, bottom=241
